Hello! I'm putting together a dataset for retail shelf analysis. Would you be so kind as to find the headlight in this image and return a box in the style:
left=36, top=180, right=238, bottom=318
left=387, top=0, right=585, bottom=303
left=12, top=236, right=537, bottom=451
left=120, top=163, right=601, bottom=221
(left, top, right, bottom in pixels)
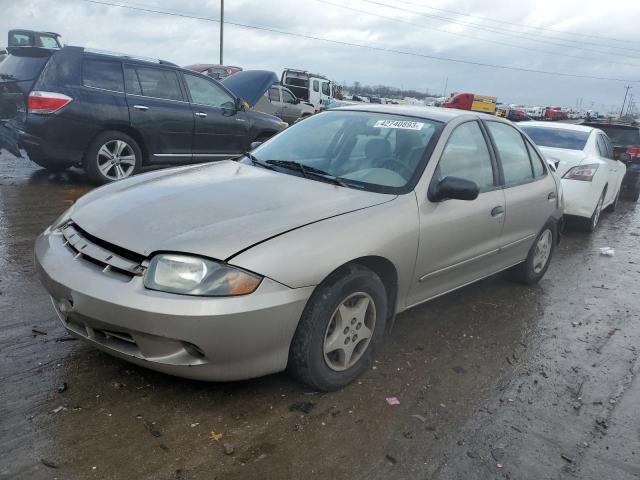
left=563, top=164, right=599, bottom=181
left=51, top=205, right=74, bottom=231
left=143, top=254, right=262, bottom=297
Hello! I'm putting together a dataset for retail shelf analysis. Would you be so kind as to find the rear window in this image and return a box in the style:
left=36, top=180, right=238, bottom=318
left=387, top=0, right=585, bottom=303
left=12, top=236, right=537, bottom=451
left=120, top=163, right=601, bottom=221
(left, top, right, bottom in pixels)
left=82, top=59, right=124, bottom=92
left=0, top=54, right=49, bottom=81
left=596, top=126, right=640, bottom=147
left=521, top=126, right=590, bottom=150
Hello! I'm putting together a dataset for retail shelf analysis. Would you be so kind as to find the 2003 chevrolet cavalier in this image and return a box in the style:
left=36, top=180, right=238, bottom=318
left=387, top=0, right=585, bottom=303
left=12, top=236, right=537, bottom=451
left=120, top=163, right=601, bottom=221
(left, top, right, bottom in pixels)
left=36, top=105, right=563, bottom=391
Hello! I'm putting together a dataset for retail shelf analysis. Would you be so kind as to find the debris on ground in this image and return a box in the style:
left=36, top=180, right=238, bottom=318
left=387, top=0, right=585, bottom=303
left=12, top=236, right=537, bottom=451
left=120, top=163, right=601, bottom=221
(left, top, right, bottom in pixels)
left=385, top=454, right=398, bottom=464
left=144, top=421, right=162, bottom=438
left=491, top=447, right=505, bottom=463
left=411, top=414, right=426, bottom=423
left=289, top=401, right=315, bottom=414
left=599, top=247, right=615, bottom=257
left=31, top=328, right=47, bottom=336
left=452, top=366, right=467, bottom=374
left=52, top=406, right=64, bottom=414
left=57, top=382, right=67, bottom=393
left=210, top=431, right=223, bottom=441
left=386, top=397, right=400, bottom=406
left=111, top=382, right=125, bottom=389
left=223, top=443, right=235, bottom=455
left=54, top=335, right=78, bottom=342
left=561, top=454, right=574, bottom=463
left=40, top=459, right=59, bottom=469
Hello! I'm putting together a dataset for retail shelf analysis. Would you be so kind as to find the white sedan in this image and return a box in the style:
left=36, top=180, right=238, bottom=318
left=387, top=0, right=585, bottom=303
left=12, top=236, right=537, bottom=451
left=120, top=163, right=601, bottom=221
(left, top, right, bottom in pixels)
left=521, top=122, right=626, bottom=232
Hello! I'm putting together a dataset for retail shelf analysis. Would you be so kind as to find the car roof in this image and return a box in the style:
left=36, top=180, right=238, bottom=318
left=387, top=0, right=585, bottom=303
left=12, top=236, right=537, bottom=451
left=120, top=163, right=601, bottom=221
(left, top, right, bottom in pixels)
left=333, top=104, right=498, bottom=123
left=519, top=120, right=595, bottom=133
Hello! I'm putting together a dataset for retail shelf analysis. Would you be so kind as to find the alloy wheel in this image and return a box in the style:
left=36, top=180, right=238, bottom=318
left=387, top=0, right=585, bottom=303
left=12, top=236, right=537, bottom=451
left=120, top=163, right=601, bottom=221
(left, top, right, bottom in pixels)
left=323, top=292, right=376, bottom=372
left=97, top=140, right=137, bottom=180
left=532, top=229, right=553, bottom=274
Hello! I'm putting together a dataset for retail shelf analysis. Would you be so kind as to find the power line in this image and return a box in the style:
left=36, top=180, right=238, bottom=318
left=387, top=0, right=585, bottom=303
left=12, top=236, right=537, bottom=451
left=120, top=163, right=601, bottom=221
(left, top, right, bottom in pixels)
left=313, top=0, right=640, bottom=68
left=358, top=0, right=640, bottom=59
left=74, top=0, right=639, bottom=83
left=386, top=0, right=640, bottom=46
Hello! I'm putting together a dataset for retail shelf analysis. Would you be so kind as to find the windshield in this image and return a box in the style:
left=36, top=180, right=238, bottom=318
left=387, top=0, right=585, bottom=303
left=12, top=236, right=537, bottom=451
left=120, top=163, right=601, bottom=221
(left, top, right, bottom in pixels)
left=521, top=126, right=590, bottom=151
left=250, top=110, right=441, bottom=193
left=595, top=126, right=640, bottom=147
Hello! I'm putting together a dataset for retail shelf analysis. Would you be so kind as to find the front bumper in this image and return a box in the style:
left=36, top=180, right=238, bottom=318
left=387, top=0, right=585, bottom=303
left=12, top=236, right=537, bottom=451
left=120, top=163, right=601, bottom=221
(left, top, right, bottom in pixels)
left=560, top=179, right=600, bottom=218
left=35, top=230, right=314, bottom=381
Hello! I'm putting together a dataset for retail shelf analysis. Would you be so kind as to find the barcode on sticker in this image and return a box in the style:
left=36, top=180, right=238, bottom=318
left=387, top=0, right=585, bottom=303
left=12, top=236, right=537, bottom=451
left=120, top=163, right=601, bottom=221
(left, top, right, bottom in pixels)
left=373, top=120, right=424, bottom=130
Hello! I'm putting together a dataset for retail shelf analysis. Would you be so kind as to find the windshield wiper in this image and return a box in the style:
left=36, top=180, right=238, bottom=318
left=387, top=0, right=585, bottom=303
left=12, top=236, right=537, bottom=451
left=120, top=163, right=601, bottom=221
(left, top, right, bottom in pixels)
left=243, top=151, right=275, bottom=170
left=266, top=160, right=349, bottom=187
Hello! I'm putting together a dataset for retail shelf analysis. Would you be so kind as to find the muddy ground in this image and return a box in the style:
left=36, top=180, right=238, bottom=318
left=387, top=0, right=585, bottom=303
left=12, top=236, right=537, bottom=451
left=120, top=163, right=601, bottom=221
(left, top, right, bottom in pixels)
left=1, top=152, right=639, bottom=480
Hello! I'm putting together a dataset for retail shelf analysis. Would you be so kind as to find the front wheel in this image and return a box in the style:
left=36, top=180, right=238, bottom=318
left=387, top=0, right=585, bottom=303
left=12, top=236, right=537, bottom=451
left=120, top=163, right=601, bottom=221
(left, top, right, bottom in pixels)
left=84, top=131, right=142, bottom=184
left=288, top=265, right=387, bottom=391
left=511, top=223, right=556, bottom=285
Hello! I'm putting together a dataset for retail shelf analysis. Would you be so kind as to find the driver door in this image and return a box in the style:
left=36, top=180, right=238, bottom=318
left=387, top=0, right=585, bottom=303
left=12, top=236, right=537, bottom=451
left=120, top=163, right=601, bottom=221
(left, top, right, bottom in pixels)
left=280, top=88, right=300, bottom=124
left=407, top=120, right=506, bottom=306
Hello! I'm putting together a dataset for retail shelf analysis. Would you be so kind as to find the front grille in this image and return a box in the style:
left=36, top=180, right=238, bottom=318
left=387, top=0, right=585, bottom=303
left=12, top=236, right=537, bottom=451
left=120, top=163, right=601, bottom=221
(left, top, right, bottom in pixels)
left=61, top=223, right=146, bottom=279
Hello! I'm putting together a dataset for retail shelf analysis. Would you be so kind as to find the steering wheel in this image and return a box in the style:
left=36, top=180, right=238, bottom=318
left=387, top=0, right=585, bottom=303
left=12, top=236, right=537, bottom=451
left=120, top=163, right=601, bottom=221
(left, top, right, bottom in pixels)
left=379, top=157, right=413, bottom=180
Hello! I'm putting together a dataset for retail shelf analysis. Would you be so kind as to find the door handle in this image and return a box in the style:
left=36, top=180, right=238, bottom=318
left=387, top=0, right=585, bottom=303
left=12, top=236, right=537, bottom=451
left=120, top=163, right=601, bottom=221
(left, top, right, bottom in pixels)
left=133, top=105, right=148, bottom=111
left=548, top=191, right=557, bottom=200
left=491, top=206, right=505, bottom=217
left=194, top=112, right=207, bottom=118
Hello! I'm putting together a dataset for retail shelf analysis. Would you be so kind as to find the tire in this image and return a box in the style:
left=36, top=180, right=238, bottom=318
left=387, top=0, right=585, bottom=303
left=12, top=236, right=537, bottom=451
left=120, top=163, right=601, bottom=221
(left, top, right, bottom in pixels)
left=605, top=187, right=620, bottom=212
left=579, top=189, right=606, bottom=233
left=288, top=265, right=388, bottom=391
left=30, top=158, right=70, bottom=172
left=625, top=187, right=640, bottom=202
left=511, top=222, right=556, bottom=285
left=84, top=131, right=142, bottom=184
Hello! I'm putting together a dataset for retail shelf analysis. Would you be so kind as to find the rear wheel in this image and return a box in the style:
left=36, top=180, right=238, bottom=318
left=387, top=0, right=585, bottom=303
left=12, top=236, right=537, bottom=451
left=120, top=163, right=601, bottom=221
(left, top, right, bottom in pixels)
left=84, top=131, right=142, bottom=184
left=580, top=190, right=605, bottom=233
left=605, top=187, right=620, bottom=212
left=288, top=265, right=387, bottom=391
left=512, top=222, right=556, bottom=285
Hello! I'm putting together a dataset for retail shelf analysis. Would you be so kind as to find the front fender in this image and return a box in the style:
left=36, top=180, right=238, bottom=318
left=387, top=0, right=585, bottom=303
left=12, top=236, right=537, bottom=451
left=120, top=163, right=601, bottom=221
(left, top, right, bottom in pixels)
left=229, top=194, right=420, bottom=312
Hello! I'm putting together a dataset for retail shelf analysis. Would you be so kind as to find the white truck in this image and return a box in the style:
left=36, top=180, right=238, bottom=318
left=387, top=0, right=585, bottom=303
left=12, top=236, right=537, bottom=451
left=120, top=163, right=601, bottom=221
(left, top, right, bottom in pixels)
left=281, top=68, right=333, bottom=111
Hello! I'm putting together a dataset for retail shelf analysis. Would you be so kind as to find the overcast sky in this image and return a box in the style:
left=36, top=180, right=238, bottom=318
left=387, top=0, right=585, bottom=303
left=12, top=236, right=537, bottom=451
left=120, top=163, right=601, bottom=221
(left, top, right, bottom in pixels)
left=3, top=0, right=640, bottom=111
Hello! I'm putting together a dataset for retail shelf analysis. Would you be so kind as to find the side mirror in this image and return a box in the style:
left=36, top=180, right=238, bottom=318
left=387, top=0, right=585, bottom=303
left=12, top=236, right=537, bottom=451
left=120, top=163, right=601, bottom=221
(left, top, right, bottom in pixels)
left=250, top=141, right=262, bottom=150
left=234, top=97, right=245, bottom=111
left=431, top=176, right=479, bottom=202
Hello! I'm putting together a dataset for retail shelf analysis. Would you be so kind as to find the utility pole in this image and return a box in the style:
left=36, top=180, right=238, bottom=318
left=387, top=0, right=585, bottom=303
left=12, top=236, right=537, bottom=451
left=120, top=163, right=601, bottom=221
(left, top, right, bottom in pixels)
left=219, top=0, right=224, bottom=65
left=619, top=85, right=631, bottom=118
left=443, top=77, right=448, bottom=98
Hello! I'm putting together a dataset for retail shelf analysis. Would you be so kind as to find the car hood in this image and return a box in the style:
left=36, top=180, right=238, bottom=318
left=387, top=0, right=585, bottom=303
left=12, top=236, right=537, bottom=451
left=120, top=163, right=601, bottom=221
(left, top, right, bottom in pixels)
left=222, top=70, right=278, bottom=107
left=71, top=161, right=395, bottom=261
left=538, top=147, right=588, bottom=177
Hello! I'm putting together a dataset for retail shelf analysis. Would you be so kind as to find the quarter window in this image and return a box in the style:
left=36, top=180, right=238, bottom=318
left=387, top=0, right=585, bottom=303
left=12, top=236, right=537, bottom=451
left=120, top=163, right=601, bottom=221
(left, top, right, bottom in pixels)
left=135, top=67, right=183, bottom=101
left=436, top=121, right=495, bottom=190
left=184, top=74, right=234, bottom=108
left=82, top=59, right=124, bottom=92
left=486, top=122, right=533, bottom=185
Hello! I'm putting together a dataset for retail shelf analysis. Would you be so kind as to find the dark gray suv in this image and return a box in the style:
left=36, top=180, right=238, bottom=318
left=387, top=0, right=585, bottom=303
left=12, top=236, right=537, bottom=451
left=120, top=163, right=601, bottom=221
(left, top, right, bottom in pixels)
left=0, top=40, right=287, bottom=183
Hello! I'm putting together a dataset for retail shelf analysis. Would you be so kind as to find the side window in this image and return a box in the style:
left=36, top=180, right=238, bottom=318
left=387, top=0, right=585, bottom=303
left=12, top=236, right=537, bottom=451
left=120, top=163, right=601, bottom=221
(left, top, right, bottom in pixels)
left=123, top=65, right=142, bottom=95
left=82, top=59, right=124, bottom=92
left=184, top=74, right=234, bottom=108
left=605, top=137, right=614, bottom=159
left=525, top=140, right=546, bottom=178
left=135, top=67, right=183, bottom=101
left=312, top=80, right=319, bottom=92
left=486, top=122, right=533, bottom=185
left=436, top=121, right=495, bottom=190
left=596, top=135, right=607, bottom=157
left=321, top=82, right=330, bottom=96
left=282, top=89, right=296, bottom=104
left=268, top=87, right=280, bottom=102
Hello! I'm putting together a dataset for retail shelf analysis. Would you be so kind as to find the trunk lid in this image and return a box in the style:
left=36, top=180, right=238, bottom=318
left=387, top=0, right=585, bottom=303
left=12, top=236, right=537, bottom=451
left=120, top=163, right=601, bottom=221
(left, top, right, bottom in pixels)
left=538, top=146, right=588, bottom=177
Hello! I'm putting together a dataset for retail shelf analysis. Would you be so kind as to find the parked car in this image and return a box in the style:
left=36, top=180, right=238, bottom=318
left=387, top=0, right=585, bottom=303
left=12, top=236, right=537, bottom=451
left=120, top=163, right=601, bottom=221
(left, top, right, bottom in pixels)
left=36, top=105, right=562, bottom=391
left=224, top=71, right=314, bottom=124
left=581, top=122, right=640, bottom=202
left=521, top=122, right=625, bottom=231
left=443, top=92, right=498, bottom=114
left=183, top=63, right=242, bottom=80
left=0, top=45, right=287, bottom=183
left=281, top=68, right=333, bottom=111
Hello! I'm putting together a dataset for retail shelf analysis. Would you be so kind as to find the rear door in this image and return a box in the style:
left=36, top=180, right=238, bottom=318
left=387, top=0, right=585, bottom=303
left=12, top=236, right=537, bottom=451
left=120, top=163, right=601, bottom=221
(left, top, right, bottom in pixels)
left=182, top=72, right=248, bottom=159
left=408, top=120, right=505, bottom=306
left=123, top=64, right=193, bottom=163
left=484, top=121, right=557, bottom=270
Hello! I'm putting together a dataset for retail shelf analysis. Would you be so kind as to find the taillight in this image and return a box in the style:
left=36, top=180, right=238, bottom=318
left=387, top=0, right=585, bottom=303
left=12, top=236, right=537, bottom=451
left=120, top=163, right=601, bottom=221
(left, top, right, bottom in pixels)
left=563, top=164, right=599, bottom=181
left=28, top=91, right=72, bottom=114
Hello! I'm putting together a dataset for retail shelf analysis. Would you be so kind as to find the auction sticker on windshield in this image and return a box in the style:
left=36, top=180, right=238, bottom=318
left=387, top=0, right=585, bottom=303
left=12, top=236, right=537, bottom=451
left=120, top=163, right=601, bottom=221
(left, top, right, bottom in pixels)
left=374, top=120, right=424, bottom=130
